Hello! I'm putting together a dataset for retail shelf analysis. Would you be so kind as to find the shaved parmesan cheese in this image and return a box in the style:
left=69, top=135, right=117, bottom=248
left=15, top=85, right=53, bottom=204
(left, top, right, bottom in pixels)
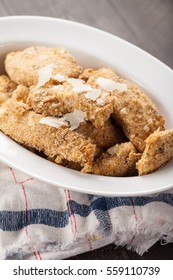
left=96, top=97, right=105, bottom=106
left=64, top=110, right=86, bottom=130
left=52, top=73, right=66, bottom=82
left=39, top=110, right=86, bottom=130
left=114, top=82, right=127, bottom=92
left=73, top=84, right=93, bottom=93
left=107, top=145, right=119, bottom=155
left=101, top=91, right=110, bottom=98
left=67, top=78, right=92, bottom=93
left=51, top=85, right=64, bottom=90
left=97, top=77, right=127, bottom=92
left=36, top=63, right=54, bottom=88
left=36, top=63, right=66, bottom=88
left=39, top=116, right=68, bottom=128
left=85, top=89, right=101, bottom=101
left=67, top=78, right=84, bottom=85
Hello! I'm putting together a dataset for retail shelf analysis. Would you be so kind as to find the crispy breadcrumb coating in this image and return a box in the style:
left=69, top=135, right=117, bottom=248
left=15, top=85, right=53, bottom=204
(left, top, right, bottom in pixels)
left=0, top=101, right=98, bottom=166
left=11, top=85, right=29, bottom=103
left=5, top=46, right=83, bottom=86
left=85, top=68, right=119, bottom=84
left=27, top=82, right=113, bottom=128
left=0, top=47, right=171, bottom=177
left=76, top=119, right=126, bottom=150
left=82, top=142, right=141, bottom=176
left=0, top=75, right=17, bottom=105
left=136, top=129, right=173, bottom=175
left=86, top=68, right=165, bottom=151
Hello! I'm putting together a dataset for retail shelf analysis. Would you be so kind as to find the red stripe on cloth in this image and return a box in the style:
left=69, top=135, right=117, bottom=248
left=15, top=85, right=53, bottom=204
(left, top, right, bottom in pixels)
left=10, top=167, right=17, bottom=183
left=64, top=190, right=75, bottom=235
left=129, top=198, right=140, bottom=245
left=34, top=252, right=38, bottom=260
left=67, top=190, right=77, bottom=235
left=130, top=200, right=138, bottom=223
left=19, top=178, right=33, bottom=184
left=9, top=167, right=39, bottom=260
left=21, top=184, right=29, bottom=238
left=37, top=251, right=42, bottom=260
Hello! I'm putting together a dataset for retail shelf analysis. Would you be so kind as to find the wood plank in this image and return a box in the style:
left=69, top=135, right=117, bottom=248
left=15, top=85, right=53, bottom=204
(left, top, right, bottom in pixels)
left=108, top=0, right=173, bottom=67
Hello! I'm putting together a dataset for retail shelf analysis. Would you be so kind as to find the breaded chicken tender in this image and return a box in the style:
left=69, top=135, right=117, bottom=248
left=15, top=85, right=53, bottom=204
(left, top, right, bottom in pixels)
left=136, top=129, right=173, bottom=175
left=86, top=68, right=165, bottom=151
left=47, top=119, right=126, bottom=168
left=0, top=75, right=17, bottom=105
left=0, top=101, right=98, bottom=166
left=27, top=84, right=75, bottom=116
left=27, top=82, right=113, bottom=128
left=82, top=142, right=141, bottom=176
left=5, top=46, right=83, bottom=87
left=83, top=68, right=119, bottom=84
left=75, top=119, right=126, bottom=150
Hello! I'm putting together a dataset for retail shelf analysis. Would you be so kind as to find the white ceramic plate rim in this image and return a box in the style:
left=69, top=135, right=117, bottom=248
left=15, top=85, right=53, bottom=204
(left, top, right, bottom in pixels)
left=0, top=16, right=173, bottom=197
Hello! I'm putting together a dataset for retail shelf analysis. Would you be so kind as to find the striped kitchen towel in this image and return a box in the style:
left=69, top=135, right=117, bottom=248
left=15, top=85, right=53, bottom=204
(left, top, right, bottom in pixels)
left=0, top=161, right=173, bottom=260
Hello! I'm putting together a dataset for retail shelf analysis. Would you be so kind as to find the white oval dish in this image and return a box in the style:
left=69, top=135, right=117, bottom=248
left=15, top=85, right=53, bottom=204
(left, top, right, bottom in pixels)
left=0, top=16, right=173, bottom=197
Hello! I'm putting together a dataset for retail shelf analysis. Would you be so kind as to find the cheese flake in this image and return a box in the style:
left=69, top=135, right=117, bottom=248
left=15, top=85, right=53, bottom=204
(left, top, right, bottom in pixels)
left=96, top=77, right=127, bottom=92
left=51, top=85, right=64, bottom=90
left=36, top=63, right=54, bottom=88
left=52, top=73, right=66, bottom=82
left=67, top=78, right=93, bottom=93
left=85, top=89, right=101, bottom=101
left=101, top=91, right=110, bottom=98
left=64, top=110, right=86, bottom=130
left=39, top=116, right=68, bottom=128
left=39, top=110, right=86, bottom=130
left=96, top=97, right=105, bottom=106
left=73, top=84, right=93, bottom=93
left=67, top=78, right=84, bottom=85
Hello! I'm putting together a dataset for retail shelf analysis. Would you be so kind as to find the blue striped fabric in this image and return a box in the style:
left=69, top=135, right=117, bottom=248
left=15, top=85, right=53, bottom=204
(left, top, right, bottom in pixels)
left=0, top=193, right=173, bottom=231
left=0, top=162, right=173, bottom=259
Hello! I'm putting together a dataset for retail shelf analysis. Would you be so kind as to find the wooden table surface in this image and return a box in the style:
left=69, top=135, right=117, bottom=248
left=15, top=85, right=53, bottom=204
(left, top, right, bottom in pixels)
left=0, top=0, right=173, bottom=259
